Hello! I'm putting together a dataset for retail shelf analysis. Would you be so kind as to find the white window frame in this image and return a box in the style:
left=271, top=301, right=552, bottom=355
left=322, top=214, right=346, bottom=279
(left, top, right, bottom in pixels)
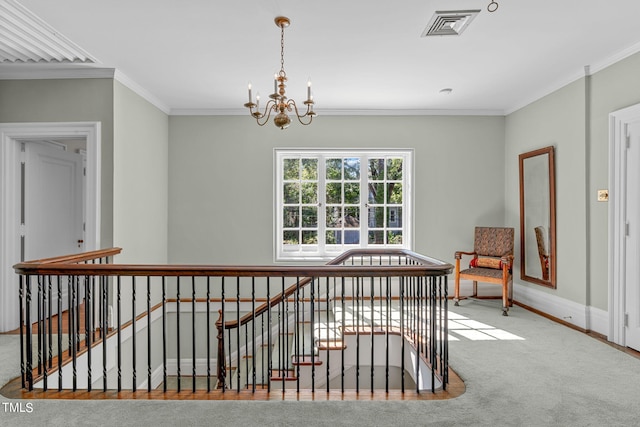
left=274, top=148, right=413, bottom=261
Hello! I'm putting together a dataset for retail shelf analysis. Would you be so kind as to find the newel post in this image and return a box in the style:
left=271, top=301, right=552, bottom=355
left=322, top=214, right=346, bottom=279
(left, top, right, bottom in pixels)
left=215, top=309, right=225, bottom=389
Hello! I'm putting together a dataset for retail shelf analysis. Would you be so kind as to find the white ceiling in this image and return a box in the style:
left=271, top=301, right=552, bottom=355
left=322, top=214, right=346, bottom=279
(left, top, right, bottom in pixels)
left=3, top=0, right=640, bottom=115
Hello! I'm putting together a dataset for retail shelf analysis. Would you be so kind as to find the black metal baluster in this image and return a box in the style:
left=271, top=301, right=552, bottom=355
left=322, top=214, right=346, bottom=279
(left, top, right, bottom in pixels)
left=161, top=277, right=167, bottom=392
left=117, top=276, right=121, bottom=392
left=147, top=276, right=152, bottom=392
left=37, top=275, right=42, bottom=377
left=244, top=322, right=249, bottom=389
left=251, top=277, right=256, bottom=392
left=56, top=275, right=62, bottom=391
left=267, top=277, right=272, bottom=393
left=19, top=275, right=25, bottom=389
left=415, top=275, right=421, bottom=394
left=281, top=277, right=286, bottom=392
left=429, top=280, right=444, bottom=393
left=67, top=276, right=72, bottom=359
left=47, top=276, right=53, bottom=370
left=72, top=276, right=77, bottom=392
left=41, top=276, right=47, bottom=391
left=192, top=276, right=196, bottom=393
left=294, top=278, right=300, bottom=393
left=341, top=276, right=345, bottom=393
left=220, top=277, right=226, bottom=392
left=101, top=275, right=107, bottom=392
left=310, top=277, right=315, bottom=392
left=326, top=277, right=330, bottom=392
left=176, top=276, right=181, bottom=392
left=132, top=276, right=137, bottom=391
left=236, top=277, right=240, bottom=392
left=25, top=275, right=33, bottom=391
left=86, top=275, right=92, bottom=392
left=355, top=276, right=360, bottom=392
left=400, top=275, right=405, bottom=392
left=385, top=276, right=390, bottom=393
left=260, top=289, right=265, bottom=389
left=370, top=275, right=374, bottom=393
left=206, top=276, right=211, bottom=392
left=443, top=276, right=449, bottom=389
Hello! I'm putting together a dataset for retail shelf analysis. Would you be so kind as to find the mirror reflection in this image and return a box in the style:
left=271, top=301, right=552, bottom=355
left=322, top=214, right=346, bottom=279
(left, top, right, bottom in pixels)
left=519, top=146, right=556, bottom=288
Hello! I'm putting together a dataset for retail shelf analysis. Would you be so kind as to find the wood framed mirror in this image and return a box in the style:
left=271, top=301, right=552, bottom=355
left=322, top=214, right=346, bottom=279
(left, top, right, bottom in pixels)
left=519, top=146, right=556, bottom=288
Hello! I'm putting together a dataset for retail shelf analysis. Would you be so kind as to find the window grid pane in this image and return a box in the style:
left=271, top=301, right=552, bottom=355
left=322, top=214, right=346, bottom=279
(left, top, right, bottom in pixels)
left=277, top=151, right=410, bottom=259
left=282, top=157, right=319, bottom=251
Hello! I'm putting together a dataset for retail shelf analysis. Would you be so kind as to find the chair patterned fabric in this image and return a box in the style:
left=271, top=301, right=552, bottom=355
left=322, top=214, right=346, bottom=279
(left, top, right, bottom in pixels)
left=473, top=227, right=514, bottom=257
left=459, top=267, right=504, bottom=279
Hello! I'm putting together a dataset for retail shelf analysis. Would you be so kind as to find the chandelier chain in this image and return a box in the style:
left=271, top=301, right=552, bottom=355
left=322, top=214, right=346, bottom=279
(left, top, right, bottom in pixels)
left=280, top=23, right=286, bottom=76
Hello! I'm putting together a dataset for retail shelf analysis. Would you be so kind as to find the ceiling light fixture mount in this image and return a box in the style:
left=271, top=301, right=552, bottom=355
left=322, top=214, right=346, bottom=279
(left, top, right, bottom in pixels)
left=244, top=16, right=316, bottom=129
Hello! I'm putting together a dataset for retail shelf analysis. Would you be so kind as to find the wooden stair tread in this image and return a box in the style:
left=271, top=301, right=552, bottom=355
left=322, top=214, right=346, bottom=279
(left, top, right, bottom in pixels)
left=316, top=340, right=346, bottom=350
left=291, top=355, right=322, bottom=366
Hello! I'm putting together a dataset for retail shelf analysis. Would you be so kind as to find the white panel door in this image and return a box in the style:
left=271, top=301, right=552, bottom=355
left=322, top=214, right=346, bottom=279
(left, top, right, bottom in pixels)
left=24, top=142, right=84, bottom=261
left=625, top=120, right=640, bottom=351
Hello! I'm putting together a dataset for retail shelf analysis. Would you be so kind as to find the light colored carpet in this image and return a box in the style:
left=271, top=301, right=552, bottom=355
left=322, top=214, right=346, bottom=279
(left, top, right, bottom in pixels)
left=1, top=299, right=640, bottom=426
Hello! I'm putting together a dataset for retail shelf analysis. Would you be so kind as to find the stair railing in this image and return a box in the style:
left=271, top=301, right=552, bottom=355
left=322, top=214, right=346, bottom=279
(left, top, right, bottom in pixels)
left=14, top=248, right=452, bottom=395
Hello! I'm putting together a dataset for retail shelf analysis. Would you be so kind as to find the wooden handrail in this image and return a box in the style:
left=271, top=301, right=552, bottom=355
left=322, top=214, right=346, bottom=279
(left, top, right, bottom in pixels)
left=20, top=247, right=123, bottom=265
left=13, top=263, right=451, bottom=276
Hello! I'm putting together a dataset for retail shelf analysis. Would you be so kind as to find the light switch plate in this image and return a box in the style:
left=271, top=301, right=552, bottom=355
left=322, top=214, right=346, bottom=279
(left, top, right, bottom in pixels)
left=597, top=189, right=609, bottom=202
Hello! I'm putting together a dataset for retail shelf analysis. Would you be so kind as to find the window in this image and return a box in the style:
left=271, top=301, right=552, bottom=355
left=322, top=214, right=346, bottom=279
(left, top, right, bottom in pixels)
left=275, top=149, right=413, bottom=261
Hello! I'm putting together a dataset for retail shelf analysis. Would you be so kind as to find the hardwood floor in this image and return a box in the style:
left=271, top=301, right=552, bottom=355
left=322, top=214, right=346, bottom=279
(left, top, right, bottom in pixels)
left=0, top=367, right=465, bottom=401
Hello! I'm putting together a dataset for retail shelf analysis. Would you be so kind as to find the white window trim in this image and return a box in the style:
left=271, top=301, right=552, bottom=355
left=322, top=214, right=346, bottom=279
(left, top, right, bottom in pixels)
left=274, top=148, right=413, bottom=262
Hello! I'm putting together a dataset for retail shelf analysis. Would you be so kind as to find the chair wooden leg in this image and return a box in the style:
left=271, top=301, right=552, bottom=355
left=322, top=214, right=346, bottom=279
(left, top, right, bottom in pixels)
left=453, top=259, right=460, bottom=306
left=454, top=259, right=461, bottom=306
left=502, top=280, right=509, bottom=316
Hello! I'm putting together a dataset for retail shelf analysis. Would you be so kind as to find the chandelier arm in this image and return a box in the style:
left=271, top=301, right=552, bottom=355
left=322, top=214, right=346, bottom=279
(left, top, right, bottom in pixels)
left=252, top=100, right=278, bottom=126
left=287, top=99, right=315, bottom=126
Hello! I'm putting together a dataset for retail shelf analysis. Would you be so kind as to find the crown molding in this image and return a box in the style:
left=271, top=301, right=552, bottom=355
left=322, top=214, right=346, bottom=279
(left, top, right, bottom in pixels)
left=503, top=69, right=586, bottom=116
left=505, top=40, right=640, bottom=116
left=589, top=39, right=640, bottom=76
left=113, top=70, right=171, bottom=115
left=170, top=108, right=505, bottom=117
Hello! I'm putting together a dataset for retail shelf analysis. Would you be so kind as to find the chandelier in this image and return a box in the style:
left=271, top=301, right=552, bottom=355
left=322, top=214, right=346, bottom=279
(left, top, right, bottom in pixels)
left=244, top=16, right=316, bottom=129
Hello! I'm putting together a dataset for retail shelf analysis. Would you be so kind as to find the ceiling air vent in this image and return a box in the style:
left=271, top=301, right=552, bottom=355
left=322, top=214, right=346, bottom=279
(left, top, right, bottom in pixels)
left=0, top=0, right=96, bottom=63
left=421, top=10, right=481, bottom=37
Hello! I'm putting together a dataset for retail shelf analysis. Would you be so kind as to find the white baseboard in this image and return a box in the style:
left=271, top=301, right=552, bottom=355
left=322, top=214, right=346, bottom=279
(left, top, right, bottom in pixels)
left=586, top=305, right=609, bottom=337
left=513, top=283, right=609, bottom=335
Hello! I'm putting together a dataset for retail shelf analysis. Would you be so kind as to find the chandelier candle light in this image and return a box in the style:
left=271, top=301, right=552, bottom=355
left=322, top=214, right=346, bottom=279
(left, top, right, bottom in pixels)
left=244, top=16, right=316, bottom=129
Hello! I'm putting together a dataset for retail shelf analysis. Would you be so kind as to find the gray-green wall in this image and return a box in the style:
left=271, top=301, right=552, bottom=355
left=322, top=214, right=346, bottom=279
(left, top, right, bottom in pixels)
left=167, top=115, right=505, bottom=266
left=505, top=51, right=640, bottom=312
left=113, top=81, right=169, bottom=264
left=0, top=78, right=115, bottom=248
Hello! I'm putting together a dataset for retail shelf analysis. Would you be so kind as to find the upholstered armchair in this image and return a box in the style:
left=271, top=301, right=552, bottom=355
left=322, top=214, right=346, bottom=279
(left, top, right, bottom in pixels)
left=454, top=227, right=515, bottom=316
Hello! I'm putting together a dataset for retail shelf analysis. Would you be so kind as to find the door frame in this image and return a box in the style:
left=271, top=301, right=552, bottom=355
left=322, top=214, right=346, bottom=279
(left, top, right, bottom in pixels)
left=0, top=122, right=101, bottom=332
left=609, top=103, right=640, bottom=346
